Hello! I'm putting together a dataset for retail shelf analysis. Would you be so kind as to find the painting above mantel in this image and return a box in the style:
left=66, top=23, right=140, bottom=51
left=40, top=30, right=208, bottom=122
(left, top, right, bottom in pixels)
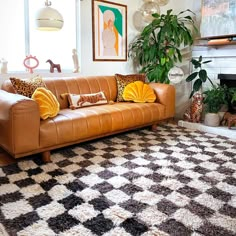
left=200, top=0, right=236, bottom=38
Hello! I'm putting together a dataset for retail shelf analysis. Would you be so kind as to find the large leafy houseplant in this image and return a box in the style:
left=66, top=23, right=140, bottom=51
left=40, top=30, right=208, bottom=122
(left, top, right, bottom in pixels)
left=128, top=9, right=197, bottom=83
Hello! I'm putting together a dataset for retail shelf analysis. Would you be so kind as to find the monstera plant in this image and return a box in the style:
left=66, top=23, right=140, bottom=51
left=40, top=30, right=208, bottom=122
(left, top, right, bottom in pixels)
left=128, top=9, right=197, bottom=83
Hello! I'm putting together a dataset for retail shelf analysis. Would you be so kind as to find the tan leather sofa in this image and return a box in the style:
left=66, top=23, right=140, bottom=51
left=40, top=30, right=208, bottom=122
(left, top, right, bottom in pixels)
left=0, top=76, right=175, bottom=161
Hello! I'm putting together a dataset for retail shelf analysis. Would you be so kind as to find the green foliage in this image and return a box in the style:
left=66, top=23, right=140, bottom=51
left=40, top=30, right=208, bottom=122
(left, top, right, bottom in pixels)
left=228, top=87, right=236, bottom=104
left=128, top=9, right=197, bottom=83
left=203, top=85, right=227, bottom=113
left=186, top=56, right=214, bottom=98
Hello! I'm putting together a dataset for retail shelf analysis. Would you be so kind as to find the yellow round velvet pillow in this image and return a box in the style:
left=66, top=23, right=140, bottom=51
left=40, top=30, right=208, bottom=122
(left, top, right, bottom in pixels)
left=122, top=81, right=156, bottom=103
left=32, top=87, right=60, bottom=120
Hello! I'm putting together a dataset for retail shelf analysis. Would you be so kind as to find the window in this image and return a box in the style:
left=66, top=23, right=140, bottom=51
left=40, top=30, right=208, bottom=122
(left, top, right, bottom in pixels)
left=0, top=0, right=80, bottom=73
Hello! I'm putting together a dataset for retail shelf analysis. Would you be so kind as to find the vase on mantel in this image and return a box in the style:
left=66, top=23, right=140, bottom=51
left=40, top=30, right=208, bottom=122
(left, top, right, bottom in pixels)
left=204, top=113, right=220, bottom=127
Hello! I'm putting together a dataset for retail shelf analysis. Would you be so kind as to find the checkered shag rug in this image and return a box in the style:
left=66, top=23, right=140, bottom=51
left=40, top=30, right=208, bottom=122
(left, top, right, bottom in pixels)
left=0, top=124, right=236, bottom=236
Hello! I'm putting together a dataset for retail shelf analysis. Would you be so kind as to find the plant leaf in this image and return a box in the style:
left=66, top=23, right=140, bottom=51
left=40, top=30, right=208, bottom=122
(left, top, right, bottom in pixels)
left=199, top=69, right=207, bottom=82
left=186, top=71, right=198, bottom=82
left=193, top=79, right=202, bottom=92
left=202, top=60, right=212, bottom=64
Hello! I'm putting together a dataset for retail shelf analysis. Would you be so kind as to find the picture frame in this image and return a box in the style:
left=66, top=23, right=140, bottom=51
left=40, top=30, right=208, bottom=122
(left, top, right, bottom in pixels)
left=200, top=0, right=236, bottom=38
left=92, top=0, right=127, bottom=61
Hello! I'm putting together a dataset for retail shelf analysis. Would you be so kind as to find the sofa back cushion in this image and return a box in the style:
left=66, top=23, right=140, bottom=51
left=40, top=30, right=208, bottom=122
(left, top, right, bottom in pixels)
left=1, top=76, right=118, bottom=110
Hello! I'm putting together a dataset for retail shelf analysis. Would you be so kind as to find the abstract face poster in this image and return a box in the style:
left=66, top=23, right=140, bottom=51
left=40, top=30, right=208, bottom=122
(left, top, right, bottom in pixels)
left=92, top=0, right=127, bottom=61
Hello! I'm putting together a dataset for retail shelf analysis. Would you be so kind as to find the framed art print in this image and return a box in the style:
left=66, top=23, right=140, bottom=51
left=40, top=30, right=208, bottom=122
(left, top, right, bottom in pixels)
left=92, top=0, right=127, bottom=61
left=200, top=0, right=236, bottom=38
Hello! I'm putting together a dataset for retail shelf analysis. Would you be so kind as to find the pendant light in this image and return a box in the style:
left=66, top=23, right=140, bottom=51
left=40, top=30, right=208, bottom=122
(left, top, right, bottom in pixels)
left=35, top=0, right=64, bottom=31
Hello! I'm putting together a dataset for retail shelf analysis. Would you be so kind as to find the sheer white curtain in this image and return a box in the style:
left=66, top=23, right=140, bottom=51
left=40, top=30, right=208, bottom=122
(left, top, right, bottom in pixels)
left=0, top=0, right=25, bottom=71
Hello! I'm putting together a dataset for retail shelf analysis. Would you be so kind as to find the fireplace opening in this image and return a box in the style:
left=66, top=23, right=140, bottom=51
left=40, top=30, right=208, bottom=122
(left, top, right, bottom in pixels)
left=218, top=74, right=236, bottom=88
left=218, top=74, right=236, bottom=113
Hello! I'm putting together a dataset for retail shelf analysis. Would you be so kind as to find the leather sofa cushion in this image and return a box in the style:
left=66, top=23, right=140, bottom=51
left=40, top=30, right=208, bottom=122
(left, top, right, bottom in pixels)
left=39, top=102, right=165, bottom=148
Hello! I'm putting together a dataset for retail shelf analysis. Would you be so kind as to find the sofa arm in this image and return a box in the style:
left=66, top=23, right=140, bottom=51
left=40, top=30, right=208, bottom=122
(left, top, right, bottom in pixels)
left=149, top=83, right=176, bottom=119
left=0, top=90, right=40, bottom=157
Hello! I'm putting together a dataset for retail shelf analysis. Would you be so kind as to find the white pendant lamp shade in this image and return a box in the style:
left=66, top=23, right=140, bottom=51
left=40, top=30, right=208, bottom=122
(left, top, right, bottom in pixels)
left=35, top=1, right=64, bottom=31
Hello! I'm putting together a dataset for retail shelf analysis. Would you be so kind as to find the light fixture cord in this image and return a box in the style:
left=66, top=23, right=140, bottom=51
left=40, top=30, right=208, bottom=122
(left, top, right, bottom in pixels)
left=45, top=0, right=52, bottom=7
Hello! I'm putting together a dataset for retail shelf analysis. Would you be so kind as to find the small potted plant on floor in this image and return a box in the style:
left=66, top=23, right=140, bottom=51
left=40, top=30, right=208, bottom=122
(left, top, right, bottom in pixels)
left=203, top=85, right=227, bottom=126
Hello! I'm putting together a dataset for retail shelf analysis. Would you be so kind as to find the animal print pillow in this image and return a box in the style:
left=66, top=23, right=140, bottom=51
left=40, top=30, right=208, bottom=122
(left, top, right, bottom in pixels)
left=68, top=91, right=108, bottom=109
left=10, top=76, right=46, bottom=98
left=115, top=73, right=146, bottom=102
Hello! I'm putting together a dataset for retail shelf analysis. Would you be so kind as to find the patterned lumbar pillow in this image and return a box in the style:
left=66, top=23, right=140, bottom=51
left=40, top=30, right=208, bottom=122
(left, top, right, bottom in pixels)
left=68, top=91, right=108, bottom=109
left=115, top=73, right=146, bottom=102
left=32, top=87, right=60, bottom=120
left=123, top=81, right=156, bottom=103
left=10, top=76, right=46, bottom=98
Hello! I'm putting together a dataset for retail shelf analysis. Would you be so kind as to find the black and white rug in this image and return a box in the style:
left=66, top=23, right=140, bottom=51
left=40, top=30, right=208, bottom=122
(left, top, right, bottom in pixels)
left=0, top=124, right=236, bottom=236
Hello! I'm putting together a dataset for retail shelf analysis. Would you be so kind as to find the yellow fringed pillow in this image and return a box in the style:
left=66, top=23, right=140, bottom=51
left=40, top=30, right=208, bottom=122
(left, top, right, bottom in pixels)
left=122, top=81, right=156, bottom=103
left=32, top=87, right=60, bottom=120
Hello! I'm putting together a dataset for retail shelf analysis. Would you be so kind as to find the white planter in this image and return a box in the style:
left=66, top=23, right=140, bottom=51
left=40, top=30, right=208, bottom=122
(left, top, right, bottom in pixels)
left=204, top=113, right=220, bottom=127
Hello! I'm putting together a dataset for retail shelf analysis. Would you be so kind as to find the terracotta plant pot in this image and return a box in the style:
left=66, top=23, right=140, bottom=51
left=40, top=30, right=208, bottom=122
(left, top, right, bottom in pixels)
left=204, top=113, right=220, bottom=127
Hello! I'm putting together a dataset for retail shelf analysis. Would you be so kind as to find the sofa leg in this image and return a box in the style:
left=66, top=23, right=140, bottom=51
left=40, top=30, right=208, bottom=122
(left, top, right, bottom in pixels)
left=151, top=124, right=158, bottom=131
left=42, top=151, right=51, bottom=163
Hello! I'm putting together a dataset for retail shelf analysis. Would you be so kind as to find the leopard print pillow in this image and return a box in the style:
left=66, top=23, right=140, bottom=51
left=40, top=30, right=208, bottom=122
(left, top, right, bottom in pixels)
left=115, top=73, right=146, bottom=102
left=10, top=76, right=46, bottom=98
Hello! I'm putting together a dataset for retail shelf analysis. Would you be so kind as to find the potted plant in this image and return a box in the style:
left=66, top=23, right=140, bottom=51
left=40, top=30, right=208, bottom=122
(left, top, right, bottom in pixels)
left=186, top=56, right=214, bottom=98
left=128, top=9, right=197, bottom=83
left=203, top=85, right=227, bottom=126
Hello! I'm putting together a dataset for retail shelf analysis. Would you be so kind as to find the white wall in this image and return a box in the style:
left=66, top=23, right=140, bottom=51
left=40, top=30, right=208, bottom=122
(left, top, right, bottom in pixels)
left=192, top=46, right=236, bottom=89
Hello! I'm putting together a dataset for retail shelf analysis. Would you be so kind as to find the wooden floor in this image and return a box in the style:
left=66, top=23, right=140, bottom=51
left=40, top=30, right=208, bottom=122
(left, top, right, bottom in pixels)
left=0, top=148, right=17, bottom=167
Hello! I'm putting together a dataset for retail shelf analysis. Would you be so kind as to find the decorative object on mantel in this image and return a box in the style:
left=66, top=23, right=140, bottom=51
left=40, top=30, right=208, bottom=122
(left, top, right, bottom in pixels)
left=72, top=48, right=79, bottom=73
left=35, top=0, right=64, bottom=31
left=46, top=59, right=61, bottom=73
left=183, top=92, right=203, bottom=123
left=195, top=34, right=236, bottom=47
left=23, top=55, right=39, bottom=73
left=0, top=58, right=8, bottom=74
